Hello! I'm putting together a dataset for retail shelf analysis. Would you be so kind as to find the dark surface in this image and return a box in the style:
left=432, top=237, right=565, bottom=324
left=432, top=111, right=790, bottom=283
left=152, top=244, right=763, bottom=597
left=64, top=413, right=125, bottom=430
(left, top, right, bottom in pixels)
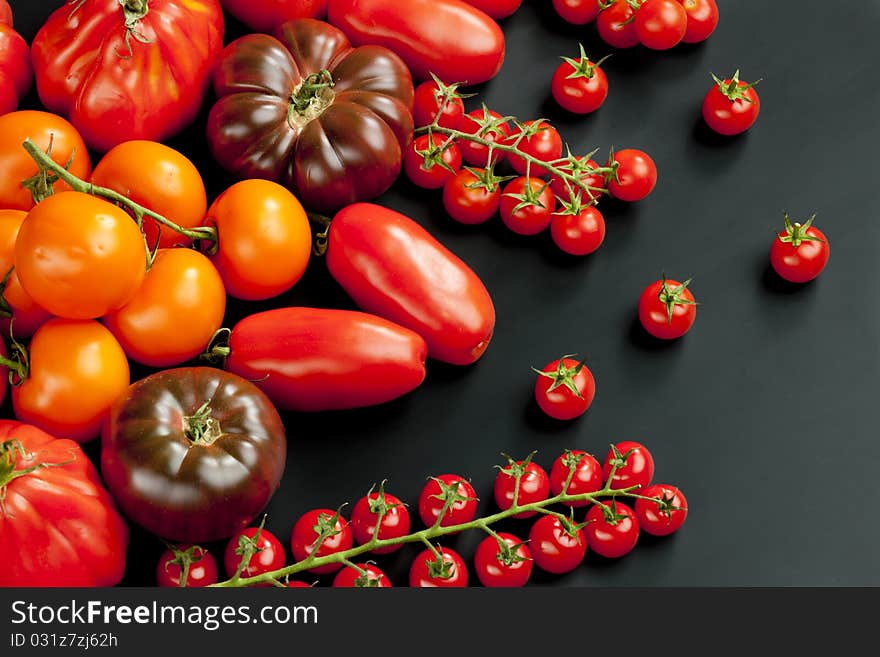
left=8, top=0, right=880, bottom=586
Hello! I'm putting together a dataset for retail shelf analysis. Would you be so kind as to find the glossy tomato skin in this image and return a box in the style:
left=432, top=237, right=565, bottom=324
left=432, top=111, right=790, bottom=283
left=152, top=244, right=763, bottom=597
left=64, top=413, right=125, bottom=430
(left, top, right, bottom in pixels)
left=597, top=0, right=640, bottom=49
left=551, top=206, right=606, bottom=256
left=412, top=80, right=465, bottom=128
left=220, top=0, right=327, bottom=32
left=224, top=527, right=287, bottom=580
left=157, top=546, right=218, bottom=587
left=474, top=533, right=533, bottom=587
left=0, top=421, right=129, bottom=587
left=529, top=514, right=587, bottom=574
left=443, top=168, right=502, bottom=225
left=534, top=357, right=596, bottom=421
left=553, top=0, right=600, bottom=24
left=225, top=307, right=427, bottom=412
left=634, top=484, right=688, bottom=536
left=585, top=501, right=639, bottom=558
left=678, top=0, right=719, bottom=43
left=461, top=0, right=522, bottom=19
left=333, top=563, right=392, bottom=587
left=606, top=149, right=657, bottom=202
left=769, top=225, right=830, bottom=283
left=634, top=0, right=688, bottom=50
left=101, top=367, right=287, bottom=543
left=404, top=134, right=462, bottom=189
left=290, top=508, right=353, bottom=574
left=350, top=491, right=411, bottom=554
left=418, top=474, right=478, bottom=528
left=31, top=0, right=224, bottom=152
left=506, top=120, right=563, bottom=177
left=602, top=441, right=655, bottom=491
left=0, top=1, right=12, bottom=26
left=13, top=319, right=130, bottom=444
left=326, top=203, right=496, bottom=365
left=0, top=209, right=53, bottom=339
left=0, top=111, right=92, bottom=211
left=409, top=547, right=468, bottom=587
left=638, top=278, right=697, bottom=340
left=456, top=108, right=511, bottom=166
left=493, top=460, right=551, bottom=518
left=549, top=450, right=603, bottom=507
left=702, top=76, right=760, bottom=136
left=551, top=57, right=608, bottom=115
left=500, top=177, right=556, bottom=236
left=0, top=23, right=30, bottom=116
left=208, top=19, right=414, bottom=213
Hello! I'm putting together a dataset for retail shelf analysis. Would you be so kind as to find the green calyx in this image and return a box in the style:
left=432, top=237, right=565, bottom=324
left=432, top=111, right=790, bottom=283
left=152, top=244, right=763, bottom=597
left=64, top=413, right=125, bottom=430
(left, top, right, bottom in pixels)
left=425, top=550, right=456, bottom=580
left=532, top=355, right=588, bottom=399
left=310, top=507, right=345, bottom=550
left=657, top=275, right=697, bottom=325
left=163, top=543, right=209, bottom=588
left=366, top=480, right=403, bottom=516
left=466, top=103, right=513, bottom=140
left=289, top=70, right=336, bottom=127
left=561, top=43, right=611, bottom=81
left=464, top=162, right=514, bottom=194
left=416, top=134, right=458, bottom=174
left=428, top=73, right=476, bottom=111
left=503, top=177, right=551, bottom=214
left=711, top=69, right=761, bottom=103
left=493, top=535, right=531, bottom=567
left=597, top=499, right=629, bottom=526
left=651, top=490, right=686, bottom=521
left=183, top=401, right=222, bottom=445
left=777, top=212, right=824, bottom=248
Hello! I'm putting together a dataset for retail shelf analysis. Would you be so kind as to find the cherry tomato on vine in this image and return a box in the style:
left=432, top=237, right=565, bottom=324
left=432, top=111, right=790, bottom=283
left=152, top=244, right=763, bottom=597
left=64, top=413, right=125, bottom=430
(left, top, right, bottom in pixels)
left=605, top=148, right=657, bottom=202
left=596, top=0, right=640, bottom=49
left=549, top=450, right=603, bottom=506
left=637, top=276, right=697, bottom=340
left=332, top=563, right=392, bottom=588
left=350, top=488, right=411, bottom=554
left=0, top=209, right=52, bottom=339
left=442, top=167, right=503, bottom=225
left=769, top=213, right=830, bottom=283
left=528, top=514, right=587, bottom=574
left=156, top=545, right=218, bottom=588
left=506, top=120, right=563, bottom=177
left=409, top=546, right=469, bottom=587
left=290, top=509, right=353, bottom=575
left=418, top=474, right=479, bottom=528
left=634, top=0, right=688, bottom=50
left=412, top=77, right=466, bottom=128
left=287, top=580, right=311, bottom=588
left=403, top=133, right=462, bottom=189
left=551, top=205, right=606, bottom=256
left=550, top=156, right=605, bottom=203
left=456, top=107, right=511, bottom=167
left=224, top=526, right=286, bottom=582
left=551, top=44, right=609, bottom=115
left=533, top=356, right=596, bottom=421
left=500, top=176, right=556, bottom=235
left=634, top=484, right=688, bottom=536
left=493, top=456, right=550, bottom=518
left=702, top=70, right=761, bottom=136
left=474, top=532, right=533, bottom=587
left=677, top=0, right=719, bottom=43
left=585, top=500, right=639, bottom=558
left=602, top=441, right=655, bottom=491
left=552, top=0, right=601, bottom=25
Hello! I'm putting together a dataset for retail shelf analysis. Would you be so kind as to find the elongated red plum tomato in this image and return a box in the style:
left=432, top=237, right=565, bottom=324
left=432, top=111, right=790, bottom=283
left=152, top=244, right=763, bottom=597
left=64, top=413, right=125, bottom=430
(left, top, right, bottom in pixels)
left=637, top=276, right=697, bottom=340
left=157, top=545, right=218, bottom=588
left=443, top=168, right=502, bottom=225
left=474, top=533, right=533, bottom=587
left=290, top=508, right=353, bottom=574
left=418, top=474, right=478, bottom=528
left=0, top=209, right=52, bottom=339
left=409, top=546, right=468, bottom=587
left=551, top=44, right=609, bottom=115
left=602, top=441, right=655, bottom=491
left=327, top=0, right=505, bottom=84
left=585, top=501, right=639, bottom=558
left=634, top=0, right=688, bottom=50
left=224, top=307, right=427, bottom=412
left=634, top=484, right=688, bottom=536
left=606, top=149, right=657, bottom=202
left=551, top=205, right=606, bottom=256
left=534, top=357, right=596, bottom=421
left=500, top=176, right=556, bottom=236
left=549, top=450, right=603, bottom=506
left=677, top=0, right=719, bottom=43
left=333, top=563, right=392, bottom=587
left=350, top=489, right=411, bottom=554
left=456, top=107, right=511, bottom=166
left=412, top=79, right=465, bottom=128
left=0, top=420, right=129, bottom=587
left=506, top=120, right=563, bottom=177
left=325, top=203, right=496, bottom=365
left=553, top=0, right=600, bottom=25
left=702, top=70, right=761, bottom=136
left=769, top=213, right=830, bottom=283
left=224, top=527, right=286, bottom=581
left=404, top=134, right=462, bottom=189
left=596, top=0, right=640, bottom=49
left=528, top=514, right=587, bottom=574
left=493, top=457, right=550, bottom=518
left=220, top=0, right=327, bottom=32
left=460, top=0, right=522, bottom=19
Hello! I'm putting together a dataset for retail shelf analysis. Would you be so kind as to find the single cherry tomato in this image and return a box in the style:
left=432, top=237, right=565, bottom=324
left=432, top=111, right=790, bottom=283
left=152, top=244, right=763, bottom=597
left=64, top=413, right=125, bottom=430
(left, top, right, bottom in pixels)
left=418, top=474, right=479, bottom=529
left=637, top=275, right=697, bottom=340
left=506, top=120, right=563, bottom=177
left=677, top=0, right=719, bottom=43
left=224, top=526, right=286, bottom=582
left=404, top=133, right=462, bottom=189
left=0, top=209, right=52, bottom=339
left=350, top=488, right=411, bottom=554
left=473, top=532, right=533, bottom=587
left=409, top=546, right=469, bottom=587
left=456, top=107, right=511, bottom=167
left=634, top=0, right=688, bottom=50
left=412, top=78, right=466, bottom=128
left=551, top=205, right=606, bottom=256
left=552, top=0, right=601, bottom=25
left=156, top=545, right=218, bottom=588
left=596, top=0, right=640, bottom=49
left=533, top=356, right=596, bottom=421
left=332, top=563, right=392, bottom=588
left=769, top=213, right=830, bottom=283
left=551, top=44, right=609, bottom=115
left=528, top=514, right=587, bottom=574
left=606, top=148, right=657, bottom=202
left=602, top=441, right=655, bottom=491
left=585, top=500, right=639, bottom=558
left=493, top=456, right=551, bottom=518
left=702, top=70, right=761, bottom=136
left=634, top=484, right=688, bottom=536
left=442, top=167, right=503, bottom=225
left=500, top=176, right=556, bottom=236
left=290, top=509, right=353, bottom=575
left=549, top=450, right=603, bottom=507
left=550, top=156, right=605, bottom=203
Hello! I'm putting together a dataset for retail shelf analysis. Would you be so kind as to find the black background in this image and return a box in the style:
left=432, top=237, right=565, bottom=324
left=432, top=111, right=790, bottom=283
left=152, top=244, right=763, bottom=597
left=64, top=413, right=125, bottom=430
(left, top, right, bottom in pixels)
left=7, top=0, right=880, bottom=587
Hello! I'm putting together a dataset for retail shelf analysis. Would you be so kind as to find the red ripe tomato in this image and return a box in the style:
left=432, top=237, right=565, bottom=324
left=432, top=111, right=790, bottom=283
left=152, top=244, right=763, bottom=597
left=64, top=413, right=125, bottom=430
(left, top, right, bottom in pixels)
left=474, top=532, right=533, bottom=587
left=0, top=420, right=128, bottom=586
left=552, top=0, right=600, bottom=25
left=404, top=134, right=462, bottom=189
left=769, top=213, right=829, bottom=283
left=290, top=508, right=353, bottom=574
left=637, top=276, right=697, bottom=340
left=460, top=0, right=522, bottom=19
left=500, top=176, right=556, bottom=236
left=156, top=545, right=218, bottom=588
left=634, top=484, right=688, bottom=536
left=602, top=441, right=655, bottom=491
left=493, top=457, right=550, bottom=518
left=634, top=0, right=688, bottom=50
left=442, top=168, right=503, bottom=225
left=606, top=148, right=657, bottom=202
left=549, top=450, right=603, bottom=507
left=596, top=0, right=640, bottom=49
left=456, top=107, right=511, bottom=167
left=677, top=0, right=719, bottom=43
left=0, top=1, right=11, bottom=26
left=412, top=78, right=466, bottom=128
left=702, top=70, right=761, bottom=136
left=31, top=0, right=225, bottom=152
left=332, top=563, right=392, bottom=587
left=584, top=500, right=639, bottom=558
left=528, top=514, right=587, bottom=574
left=350, top=489, right=411, bottom=554
left=224, top=526, right=286, bottom=581
left=418, top=474, right=478, bottom=528
left=506, top=120, right=563, bottom=177
left=551, top=45, right=609, bottom=115
left=287, top=580, right=311, bottom=588
left=551, top=205, right=606, bottom=256
left=220, top=0, right=327, bottom=32
left=0, top=209, right=53, bottom=340
left=409, top=546, right=468, bottom=587
left=533, top=356, right=596, bottom=421
left=0, top=23, right=30, bottom=116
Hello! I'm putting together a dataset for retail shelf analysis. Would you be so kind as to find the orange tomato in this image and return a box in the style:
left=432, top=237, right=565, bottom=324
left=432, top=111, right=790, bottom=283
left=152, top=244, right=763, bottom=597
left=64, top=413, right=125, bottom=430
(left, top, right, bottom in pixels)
left=103, top=248, right=226, bottom=368
left=0, top=110, right=92, bottom=211
left=14, top=191, right=147, bottom=320
left=0, top=208, right=53, bottom=338
left=203, top=179, right=311, bottom=300
left=12, top=318, right=130, bottom=443
left=90, top=141, right=207, bottom=249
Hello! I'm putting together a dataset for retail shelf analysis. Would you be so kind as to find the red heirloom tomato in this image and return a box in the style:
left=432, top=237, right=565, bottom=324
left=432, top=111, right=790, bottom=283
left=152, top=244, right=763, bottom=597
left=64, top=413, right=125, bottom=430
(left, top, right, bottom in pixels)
left=456, top=107, right=511, bottom=166
left=553, top=0, right=600, bottom=25
left=769, top=213, right=830, bottom=283
left=409, top=546, right=468, bottom=587
left=325, top=203, right=496, bottom=365
left=549, top=450, right=603, bottom=506
left=220, top=0, right=327, bottom=32
left=223, top=307, right=427, bottom=412
left=634, top=484, right=688, bottom=536
left=677, top=0, right=719, bottom=43
left=327, top=0, right=505, bottom=84
left=418, top=474, right=478, bottom=528
left=606, top=148, right=657, bottom=202
left=443, top=167, right=503, bottom=225
left=637, top=276, right=697, bottom=340
left=0, top=209, right=53, bottom=339
left=528, top=514, right=587, bottom=574
left=404, top=134, right=462, bottom=189
left=0, top=421, right=129, bottom=587
left=493, top=457, right=550, bottom=518
left=506, top=120, right=563, bottom=177
left=31, top=0, right=224, bottom=152
left=634, top=0, right=688, bottom=50
left=290, top=508, right=353, bottom=574
left=0, top=23, right=30, bottom=116
left=474, top=533, right=533, bottom=587
left=224, top=527, right=286, bottom=580
left=551, top=45, right=609, bottom=115
left=101, top=367, right=287, bottom=542
left=602, top=441, right=655, bottom=491
left=208, top=19, right=414, bottom=213
left=461, top=0, right=522, bottom=19
left=702, top=70, right=761, bottom=136
left=0, top=1, right=12, bottom=26
left=585, top=500, right=639, bottom=558
left=157, top=545, right=219, bottom=588
left=596, top=0, right=640, bottom=49
left=350, top=489, right=411, bottom=554
left=534, top=356, right=596, bottom=421
left=333, top=563, right=392, bottom=587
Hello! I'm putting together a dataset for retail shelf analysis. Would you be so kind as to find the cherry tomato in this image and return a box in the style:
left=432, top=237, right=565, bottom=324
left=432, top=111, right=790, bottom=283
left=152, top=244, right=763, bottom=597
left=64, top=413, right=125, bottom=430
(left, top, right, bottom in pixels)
left=224, top=526, right=286, bottom=582
left=552, top=0, right=601, bottom=24
left=287, top=580, right=312, bottom=588
left=551, top=205, right=606, bottom=256
left=549, top=450, right=603, bottom=507
left=769, top=213, right=830, bottom=283
left=500, top=176, right=556, bottom=235
left=409, top=546, right=469, bottom=587
left=350, top=489, right=411, bottom=554
left=528, top=514, right=587, bottom=574
left=156, top=545, right=218, bottom=588
left=596, top=0, right=640, bottom=49
left=412, top=79, right=466, bottom=128
left=493, top=457, right=550, bottom=518
left=585, top=500, right=639, bottom=558
left=634, top=0, right=688, bottom=50
left=606, top=148, right=657, bottom=202
left=290, top=509, right=353, bottom=574
left=473, top=532, right=533, bottom=587
left=0, top=209, right=52, bottom=339
left=602, top=441, right=655, bottom=491
left=506, top=120, right=563, bottom=177
left=418, top=474, right=479, bottom=528
left=442, top=167, right=502, bottom=225
left=634, top=484, right=688, bottom=536
left=534, top=356, right=596, bottom=421
left=456, top=107, right=511, bottom=167
left=91, top=141, right=207, bottom=249
left=332, top=563, right=392, bottom=588
left=550, top=156, right=604, bottom=203
left=103, top=249, right=226, bottom=368
left=702, top=70, right=761, bottom=136
left=551, top=45, right=609, bottom=115
left=637, top=276, right=697, bottom=340
left=203, top=179, right=311, bottom=301
left=404, top=133, right=462, bottom=189
left=677, top=0, right=719, bottom=43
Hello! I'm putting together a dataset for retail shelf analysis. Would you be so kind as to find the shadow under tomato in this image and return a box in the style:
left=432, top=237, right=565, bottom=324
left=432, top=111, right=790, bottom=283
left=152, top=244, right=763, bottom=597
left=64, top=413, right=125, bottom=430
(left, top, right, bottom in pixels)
left=626, top=315, right=686, bottom=352
left=759, top=259, right=817, bottom=296
left=690, top=114, right=752, bottom=149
